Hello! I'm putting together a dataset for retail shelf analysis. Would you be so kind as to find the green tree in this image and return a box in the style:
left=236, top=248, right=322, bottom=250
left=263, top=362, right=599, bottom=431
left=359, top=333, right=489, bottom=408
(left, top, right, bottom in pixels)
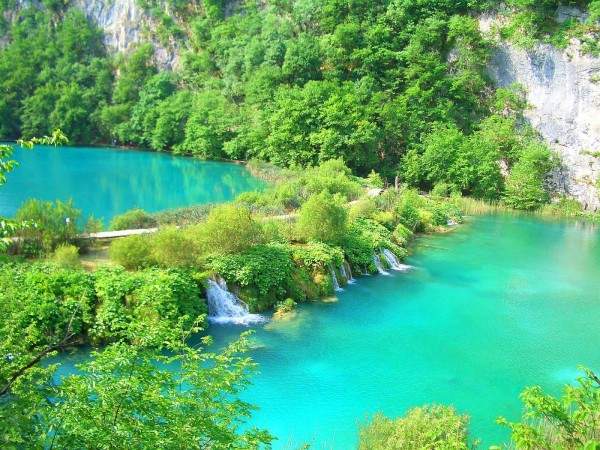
left=296, top=191, right=348, bottom=244
left=504, top=142, right=557, bottom=210
left=195, top=204, right=265, bottom=255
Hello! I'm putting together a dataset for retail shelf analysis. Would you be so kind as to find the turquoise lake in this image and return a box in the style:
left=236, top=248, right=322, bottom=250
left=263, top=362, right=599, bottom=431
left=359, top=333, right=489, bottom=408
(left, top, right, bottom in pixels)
left=53, top=214, right=600, bottom=448
left=0, top=145, right=263, bottom=223
left=206, top=215, right=600, bottom=448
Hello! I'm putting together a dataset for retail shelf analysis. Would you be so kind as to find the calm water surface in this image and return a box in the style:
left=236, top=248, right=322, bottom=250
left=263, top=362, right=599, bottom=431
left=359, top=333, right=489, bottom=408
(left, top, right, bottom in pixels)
left=0, top=145, right=263, bottom=222
left=208, top=215, right=600, bottom=449
left=53, top=215, right=600, bottom=448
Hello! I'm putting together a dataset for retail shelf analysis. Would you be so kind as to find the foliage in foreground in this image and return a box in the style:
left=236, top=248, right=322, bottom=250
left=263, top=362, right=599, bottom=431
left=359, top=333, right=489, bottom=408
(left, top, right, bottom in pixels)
left=359, top=405, right=473, bottom=450
left=498, top=368, right=600, bottom=449
left=0, top=317, right=272, bottom=449
left=360, top=368, right=600, bottom=450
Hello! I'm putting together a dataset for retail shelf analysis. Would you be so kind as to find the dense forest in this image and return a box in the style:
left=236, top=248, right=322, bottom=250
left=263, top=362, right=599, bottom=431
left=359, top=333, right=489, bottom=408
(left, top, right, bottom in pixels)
left=1, top=0, right=598, bottom=207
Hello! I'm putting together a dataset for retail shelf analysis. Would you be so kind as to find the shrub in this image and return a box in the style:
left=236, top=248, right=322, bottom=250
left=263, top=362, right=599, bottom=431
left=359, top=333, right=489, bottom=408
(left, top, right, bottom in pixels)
left=431, top=182, right=453, bottom=198
left=296, top=191, right=348, bottom=244
left=109, top=235, right=154, bottom=270
left=109, top=209, right=157, bottom=231
left=394, top=190, right=423, bottom=232
left=209, top=243, right=295, bottom=311
left=292, top=242, right=345, bottom=272
left=358, top=406, right=472, bottom=450
left=151, top=227, right=199, bottom=268
left=0, top=263, right=96, bottom=349
left=301, top=159, right=362, bottom=201
left=92, top=267, right=204, bottom=342
left=153, top=204, right=213, bottom=226
left=498, top=368, right=600, bottom=449
left=235, top=191, right=285, bottom=215
left=52, top=244, right=81, bottom=269
left=365, top=170, right=384, bottom=188
left=349, top=197, right=378, bottom=221
left=392, top=224, right=413, bottom=246
left=194, top=205, right=264, bottom=255
left=504, top=143, right=557, bottom=210
left=15, top=199, right=81, bottom=255
left=372, top=211, right=395, bottom=230
left=275, top=298, right=296, bottom=315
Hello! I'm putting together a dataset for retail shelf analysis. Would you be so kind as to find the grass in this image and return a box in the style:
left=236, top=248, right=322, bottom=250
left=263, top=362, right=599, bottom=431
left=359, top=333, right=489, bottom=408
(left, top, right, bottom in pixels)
left=454, top=196, right=600, bottom=224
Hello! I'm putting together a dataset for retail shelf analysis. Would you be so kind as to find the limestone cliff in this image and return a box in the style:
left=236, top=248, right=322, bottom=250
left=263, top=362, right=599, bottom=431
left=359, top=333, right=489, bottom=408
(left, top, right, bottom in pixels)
left=488, top=42, right=600, bottom=210
left=482, top=10, right=600, bottom=211
left=6, top=0, right=179, bottom=68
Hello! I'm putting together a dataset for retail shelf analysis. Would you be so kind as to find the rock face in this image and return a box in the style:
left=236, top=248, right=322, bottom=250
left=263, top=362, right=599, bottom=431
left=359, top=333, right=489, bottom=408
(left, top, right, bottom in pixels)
left=5, top=0, right=179, bottom=68
left=75, top=0, right=144, bottom=55
left=487, top=41, right=600, bottom=210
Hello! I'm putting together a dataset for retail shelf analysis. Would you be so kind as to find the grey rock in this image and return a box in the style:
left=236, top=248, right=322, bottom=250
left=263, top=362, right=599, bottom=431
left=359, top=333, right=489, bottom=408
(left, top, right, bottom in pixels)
left=488, top=41, right=600, bottom=210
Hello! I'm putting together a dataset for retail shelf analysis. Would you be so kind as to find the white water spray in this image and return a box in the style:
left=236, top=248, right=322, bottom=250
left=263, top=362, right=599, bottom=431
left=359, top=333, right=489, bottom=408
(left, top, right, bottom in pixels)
left=329, top=265, right=343, bottom=292
left=341, top=261, right=355, bottom=284
left=381, top=249, right=413, bottom=272
left=373, top=254, right=390, bottom=275
left=206, top=279, right=265, bottom=325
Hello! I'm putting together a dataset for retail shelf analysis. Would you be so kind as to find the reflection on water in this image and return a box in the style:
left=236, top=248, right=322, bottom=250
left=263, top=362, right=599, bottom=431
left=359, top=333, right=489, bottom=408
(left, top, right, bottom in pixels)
left=0, top=145, right=264, bottom=223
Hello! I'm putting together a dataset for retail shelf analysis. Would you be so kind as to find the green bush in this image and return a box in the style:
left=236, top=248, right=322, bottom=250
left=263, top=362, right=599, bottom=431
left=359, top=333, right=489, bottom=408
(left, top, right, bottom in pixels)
left=52, top=244, right=81, bottom=269
left=275, top=298, right=297, bottom=315
left=394, top=190, right=424, bottom=232
left=498, top=368, right=600, bottom=449
left=92, top=266, right=205, bottom=342
left=349, top=197, right=378, bottom=221
left=0, top=262, right=96, bottom=350
left=151, top=227, right=199, bottom=268
left=194, top=204, right=265, bottom=255
left=109, top=235, right=155, bottom=270
left=109, top=209, right=158, bottom=231
left=292, top=242, right=345, bottom=272
left=359, top=406, right=472, bottom=450
left=15, top=199, right=81, bottom=255
left=301, top=159, right=363, bottom=202
left=153, top=204, right=213, bottom=226
left=392, top=223, right=413, bottom=246
left=504, top=143, right=557, bottom=210
left=296, top=191, right=348, bottom=244
left=209, top=243, right=295, bottom=311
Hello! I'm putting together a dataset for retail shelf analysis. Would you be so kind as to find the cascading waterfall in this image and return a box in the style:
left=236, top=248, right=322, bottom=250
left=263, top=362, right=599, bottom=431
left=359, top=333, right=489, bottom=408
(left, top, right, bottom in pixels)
left=329, top=265, right=343, bottom=292
left=341, top=261, right=355, bottom=284
left=206, top=279, right=265, bottom=325
left=373, top=254, right=389, bottom=275
left=381, top=249, right=413, bottom=272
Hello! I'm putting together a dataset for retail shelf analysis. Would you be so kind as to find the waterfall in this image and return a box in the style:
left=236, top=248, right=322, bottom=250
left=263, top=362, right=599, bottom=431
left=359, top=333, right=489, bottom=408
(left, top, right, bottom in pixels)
left=381, top=249, right=413, bottom=272
left=206, top=279, right=265, bottom=325
left=329, top=265, right=343, bottom=292
left=373, top=254, right=389, bottom=275
left=341, top=261, right=355, bottom=284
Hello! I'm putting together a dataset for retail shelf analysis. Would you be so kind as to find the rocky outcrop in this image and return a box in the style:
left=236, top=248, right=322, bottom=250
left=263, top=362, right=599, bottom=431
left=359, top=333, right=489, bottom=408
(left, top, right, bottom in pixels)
left=482, top=10, right=600, bottom=211
left=73, top=0, right=180, bottom=68
left=488, top=43, right=600, bottom=210
left=4, top=0, right=179, bottom=68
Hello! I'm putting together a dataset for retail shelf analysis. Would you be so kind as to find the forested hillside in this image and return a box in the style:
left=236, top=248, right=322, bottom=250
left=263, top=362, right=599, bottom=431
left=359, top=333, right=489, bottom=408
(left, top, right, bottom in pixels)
left=1, top=0, right=599, bottom=208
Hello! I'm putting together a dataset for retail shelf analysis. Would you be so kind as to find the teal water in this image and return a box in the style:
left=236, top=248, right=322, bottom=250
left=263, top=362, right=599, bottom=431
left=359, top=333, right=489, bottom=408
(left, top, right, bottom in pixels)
left=208, top=215, right=600, bottom=448
left=53, top=215, right=600, bottom=448
left=0, top=145, right=263, bottom=223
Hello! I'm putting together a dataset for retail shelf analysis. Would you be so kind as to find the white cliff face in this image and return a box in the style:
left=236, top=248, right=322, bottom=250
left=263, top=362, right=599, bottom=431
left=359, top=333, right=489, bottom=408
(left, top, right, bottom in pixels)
left=74, top=0, right=143, bottom=55
left=6, top=0, right=179, bottom=68
left=482, top=8, right=600, bottom=210
left=74, top=0, right=180, bottom=69
left=488, top=42, right=600, bottom=210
